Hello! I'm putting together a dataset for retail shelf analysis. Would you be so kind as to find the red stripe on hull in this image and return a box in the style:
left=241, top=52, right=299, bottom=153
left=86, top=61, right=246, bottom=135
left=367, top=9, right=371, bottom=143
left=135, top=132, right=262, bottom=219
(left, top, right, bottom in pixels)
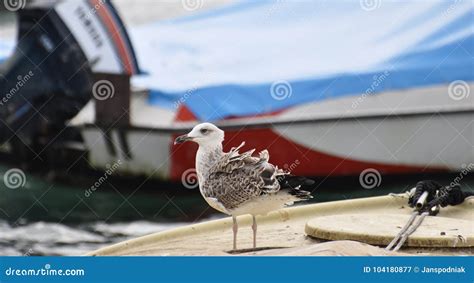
left=91, top=0, right=133, bottom=74
left=170, top=128, right=447, bottom=181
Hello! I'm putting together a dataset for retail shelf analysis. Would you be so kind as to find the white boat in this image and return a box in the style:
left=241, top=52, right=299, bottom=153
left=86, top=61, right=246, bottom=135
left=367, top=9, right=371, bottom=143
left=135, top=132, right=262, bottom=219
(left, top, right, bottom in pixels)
left=0, top=1, right=472, bottom=181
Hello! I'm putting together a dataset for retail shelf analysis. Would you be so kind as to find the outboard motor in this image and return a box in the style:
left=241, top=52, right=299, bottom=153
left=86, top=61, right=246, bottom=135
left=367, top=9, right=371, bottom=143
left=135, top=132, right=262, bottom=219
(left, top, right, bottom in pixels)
left=0, top=0, right=139, bottom=163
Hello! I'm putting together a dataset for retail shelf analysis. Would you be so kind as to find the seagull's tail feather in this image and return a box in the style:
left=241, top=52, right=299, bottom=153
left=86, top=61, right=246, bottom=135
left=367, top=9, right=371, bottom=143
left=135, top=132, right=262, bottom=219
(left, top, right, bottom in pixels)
left=278, top=175, right=315, bottom=201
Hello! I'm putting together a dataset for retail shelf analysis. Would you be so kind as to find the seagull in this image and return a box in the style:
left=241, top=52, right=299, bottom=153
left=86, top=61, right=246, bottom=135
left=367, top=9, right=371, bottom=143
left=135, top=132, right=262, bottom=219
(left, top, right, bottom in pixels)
left=174, top=122, right=314, bottom=250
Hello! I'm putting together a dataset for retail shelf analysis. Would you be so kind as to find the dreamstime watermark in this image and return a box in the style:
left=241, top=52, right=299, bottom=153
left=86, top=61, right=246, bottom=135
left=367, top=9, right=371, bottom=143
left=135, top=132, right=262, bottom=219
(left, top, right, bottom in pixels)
left=0, top=71, right=34, bottom=106
left=434, top=163, right=474, bottom=202
left=448, top=80, right=470, bottom=101
left=3, top=168, right=26, bottom=189
left=23, top=248, right=34, bottom=256
left=89, top=0, right=105, bottom=14
left=352, top=70, right=390, bottom=109
left=359, top=168, right=382, bottom=189
left=3, top=0, right=26, bottom=11
left=262, top=0, right=322, bottom=24
left=174, top=73, right=215, bottom=108
left=276, top=159, right=301, bottom=183
left=442, top=0, right=462, bottom=18
left=92, top=80, right=115, bottom=101
left=181, top=168, right=199, bottom=189
left=283, top=159, right=300, bottom=173
left=270, top=80, right=292, bottom=100
left=74, top=0, right=106, bottom=48
left=262, top=0, right=283, bottom=20
left=182, top=0, right=203, bottom=11
left=450, top=163, right=473, bottom=188
left=174, top=86, right=197, bottom=109
left=4, top=264, right=85, bottom=277
left=84, top=159, right=122, bottom=197
left=76, top=0, right=105, bottom=17
left=360, top=0, right=381, bottom=11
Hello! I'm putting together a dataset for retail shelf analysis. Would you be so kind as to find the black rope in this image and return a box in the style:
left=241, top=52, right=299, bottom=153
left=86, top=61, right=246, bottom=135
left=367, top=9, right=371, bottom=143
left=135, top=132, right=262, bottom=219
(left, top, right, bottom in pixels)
left=428, top=185, right=457, bottom=208
left=387, top=180, right=472, bottom=251
left=408, top=180, right=442, bottom=208
left=409, top=180, right=472, bottom=214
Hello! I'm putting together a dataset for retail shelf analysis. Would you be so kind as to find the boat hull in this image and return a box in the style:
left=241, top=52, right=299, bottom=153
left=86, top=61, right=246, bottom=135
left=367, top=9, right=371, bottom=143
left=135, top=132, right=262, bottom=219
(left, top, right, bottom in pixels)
left=79, top=109, right=472, bottom=181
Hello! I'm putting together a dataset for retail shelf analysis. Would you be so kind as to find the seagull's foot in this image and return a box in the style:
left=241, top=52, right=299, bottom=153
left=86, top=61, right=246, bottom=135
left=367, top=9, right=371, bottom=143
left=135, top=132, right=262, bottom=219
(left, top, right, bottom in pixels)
left=252, top=215, right=257, bottom=249
left=232, top=216, right=238, bottom=251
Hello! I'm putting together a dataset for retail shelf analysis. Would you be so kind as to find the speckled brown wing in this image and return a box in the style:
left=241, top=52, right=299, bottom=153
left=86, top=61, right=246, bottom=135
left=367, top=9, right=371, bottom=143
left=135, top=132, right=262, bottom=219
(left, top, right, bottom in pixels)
left=201, top=143, right=286, bottom=210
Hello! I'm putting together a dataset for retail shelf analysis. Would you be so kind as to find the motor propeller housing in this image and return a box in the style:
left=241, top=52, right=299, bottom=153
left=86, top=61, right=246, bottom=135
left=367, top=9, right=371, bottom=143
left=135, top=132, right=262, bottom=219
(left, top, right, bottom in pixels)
left=0, top=0, right=139, bottom=162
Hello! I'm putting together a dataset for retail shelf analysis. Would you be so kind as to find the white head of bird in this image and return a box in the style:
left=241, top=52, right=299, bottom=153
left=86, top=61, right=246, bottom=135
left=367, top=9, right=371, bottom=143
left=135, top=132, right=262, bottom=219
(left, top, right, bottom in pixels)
left=174, top=123, right=224, bottom=148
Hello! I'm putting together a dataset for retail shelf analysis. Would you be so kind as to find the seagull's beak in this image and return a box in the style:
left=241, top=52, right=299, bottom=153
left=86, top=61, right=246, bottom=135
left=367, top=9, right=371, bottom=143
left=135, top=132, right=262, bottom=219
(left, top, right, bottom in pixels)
left=174, top=134, right=192, bottom=145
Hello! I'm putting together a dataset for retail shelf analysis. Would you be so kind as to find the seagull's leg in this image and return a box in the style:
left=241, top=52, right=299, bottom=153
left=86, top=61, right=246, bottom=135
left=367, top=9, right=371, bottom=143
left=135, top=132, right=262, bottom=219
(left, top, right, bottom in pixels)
left=232, top=216, right=238, bottom=250
left=252, top=215, right=257, bottom=249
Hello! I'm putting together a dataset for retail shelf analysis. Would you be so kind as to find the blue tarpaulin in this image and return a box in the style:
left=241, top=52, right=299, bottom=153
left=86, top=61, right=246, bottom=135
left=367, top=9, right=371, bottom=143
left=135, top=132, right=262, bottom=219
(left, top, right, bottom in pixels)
left=131, top=0, right=473, bottom=120
left=2, top=1, right=473, bottom=121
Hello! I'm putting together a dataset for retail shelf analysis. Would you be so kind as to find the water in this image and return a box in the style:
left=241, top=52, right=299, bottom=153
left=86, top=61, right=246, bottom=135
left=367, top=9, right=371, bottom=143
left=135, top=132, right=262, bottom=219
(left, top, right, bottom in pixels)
left=0, top=0, right=235, bottom=256
left=0, top=220, right=184, bottom=256
left=1, top=165, right=472, bottom=256
left=0, top=164, right=220, bottom=256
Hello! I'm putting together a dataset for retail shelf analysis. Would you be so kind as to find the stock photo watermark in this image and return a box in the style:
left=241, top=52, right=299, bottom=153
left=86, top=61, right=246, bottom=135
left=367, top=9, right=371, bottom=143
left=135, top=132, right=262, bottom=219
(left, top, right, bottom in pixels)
left=182, top=0, right=203, bottom=12
left=432, top=163, right=474, bottom=205
left=3, top=168, right=26, bottom=189
left=359, top=0, right=381, bottom=11
left=262, top=0, right=286, bottom=22
left=76, top=0, right=105, bottom=17
left=89, top=0, right=105, bottom=14
left=0, top=71, right=34, bottom=107
left=450, top=163, right=473, bottom=187
left=174, top=86, right=197, bottom=109
left=352, top=70, right=391, bottom=109
left=270, top=80, right=292, bottom=101
left=359, top=168, right=382, bottom=189
left=3, top=0, right=26, bottom=11
left=283, top=159, right=300, bottom=173
left=4, top=264, right=85, bottom=277
left=276, top=159, right=300, bottom=183
left=74, top=0, right=106, bottom=49
left=448, top=80, right=470, bottom=101
left=23, top=248, right=34, bottom=256
left=84, top=159, right=122, bottom=197
left=92, top=80, right=115, bottom=101
left=442, top=0, right=462, bottom=18
left=181, top=168, right=199, bottom=189
left=174, top=73, right=216, bottom=109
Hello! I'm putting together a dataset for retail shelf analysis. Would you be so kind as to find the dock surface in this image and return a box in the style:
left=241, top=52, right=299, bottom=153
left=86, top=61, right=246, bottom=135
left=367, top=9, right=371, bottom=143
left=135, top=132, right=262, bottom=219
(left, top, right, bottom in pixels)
left=87, top=195, right=474, bottom=256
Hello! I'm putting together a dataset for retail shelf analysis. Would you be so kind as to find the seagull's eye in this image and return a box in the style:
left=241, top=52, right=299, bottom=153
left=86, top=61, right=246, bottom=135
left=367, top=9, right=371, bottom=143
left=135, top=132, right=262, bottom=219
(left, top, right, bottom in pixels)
left=200, top=128, right=209, bottom=135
